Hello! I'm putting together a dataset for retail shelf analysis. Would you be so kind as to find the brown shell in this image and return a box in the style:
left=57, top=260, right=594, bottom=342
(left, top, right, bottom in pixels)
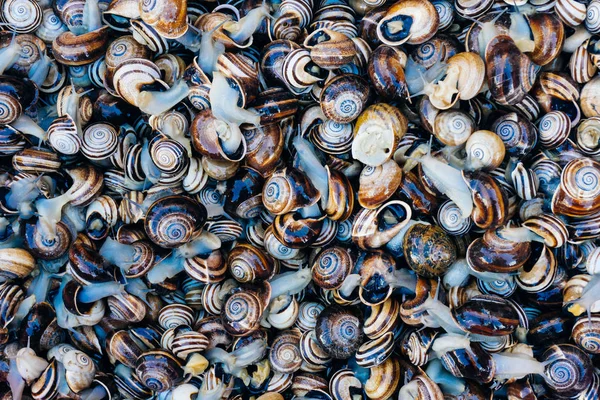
left=528, top=13, right=565, bottom=66
left=403, top=224, right=456, bottom=278
left=303, top=28, right=357, bottom=70
left=320, top=74, right=370, bottom=124
left=463, top=171, right=508, bottom=230
left=467, top=229, right=532, bottom=273
left=228, top=243, right=277, bottom=283
left=358, top=160, right=403, bottom=209
left=485, top=35, right=539, bottom=106
left=52, top=26, right=110, bottom=66
left=325, top=167, right=354, bottom=221
left=367, top=45, right=409, bottom=99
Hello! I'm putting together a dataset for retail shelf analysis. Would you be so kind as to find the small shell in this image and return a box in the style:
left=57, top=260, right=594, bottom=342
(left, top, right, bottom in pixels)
left=538, top=111, right=572, bottom=149
left=464, top=130, right=505, bottom=171
left=403, top=224, right=456, bottom=278
left=437, top=200, right=473, bottom=236
left=270, top=329, right=303, bottom=374
left=433, top=110, right=475, bottom=147
left=358, top=160, right=403, bottom=209
left=551, top=158, right=600, bottom=217
left=355, top=332, right=395, bottom=368
left=320, top=74, right=370, bottom=124
left=376, top=0, right=439, bottom=46
left=577, top=117, right=600, bottom=156
left=555, top=0, right=587, bottom=27
left=135, top=350, right=183, bottom=393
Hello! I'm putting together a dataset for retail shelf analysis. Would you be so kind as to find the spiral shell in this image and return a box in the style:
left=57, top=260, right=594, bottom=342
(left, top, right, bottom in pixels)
left=434, top=110, right=475, bottom=147
left=36, top=9, right=68, bottom=43
left=296, top=302, right=325, bottom=332
left=222, top=290, right=263, bottom=336
left=1, top=0, right=42, bottom=33
left=464, top=130, right=505, bottom=171
left=355, top=331, right=395, bottom=368
left=364, top=357, right=402, bottom=400
left=552, top=158, right=600, bottom=217
left=577, top=117, right=600, bottom=156
left=437, top=200, right=473, bottom=236
left=135, top=350, right=183, bottom=393
left=158, top=304, right=195, bottom=330
left=311, top=246, right=353, bottom=290
left=144, top=195, right=207, bottom=248
left=269, top=329, right=303, bottom=374
left=555, top=0, right=587, bottom=27
left=367, top=45, right=408, bottom=100
left=229, top=243, right=277, bottom=283
left=52, top=27, right=110, bottom=66
left=315, top=305, right=363, bottom=359
left=538, top=110, right=572, bottom=149
left=262, top=168, right=320, bottom=215
left=492, top=112, right=537, bottom=158
left=363, top=297, right=400, bottom=339
left=320, top=74, right=370, bottom=124
left=542, top=344, right=594, bottom=398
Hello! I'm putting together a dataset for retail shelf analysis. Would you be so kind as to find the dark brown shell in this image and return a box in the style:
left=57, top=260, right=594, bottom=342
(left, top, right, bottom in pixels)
left=452, top=294, right=520, bottom=336
left=315, top=305, right=364, bottom=359
left=135, top=350, right=183, bottom=393
left=467, top=229, right=532, bottom=273
left=52, top=26, right=110, bottom=66
left=528, top=13, right=565, bottom=66
left=463, top=171, right=508, bottom=230
left=403, top=224, right=456, bottom=278
left=367, top=45, right=409, bottom=99
left=485, top=35, right=539, bottom=106
left=228, top=243, right=277, bottom=283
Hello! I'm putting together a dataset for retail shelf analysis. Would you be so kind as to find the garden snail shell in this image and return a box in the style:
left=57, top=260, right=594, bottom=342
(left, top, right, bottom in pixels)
left=228, top=243, right=277, bottom=283
left=358, top=159, right=403, bottom=209
left=303, top=28, right=357, bottom=70
left=315, top=305, right=363, bottom=359
left=376, top=0, right=439, bottom=46
left=367, top=45, right=409, bottom=100
left=364, top=357, right=401, bottom=400
left=464, top=130, right=506, bottom=171
left=352, top=103, right=408, bottom=167
left=355, top=331, right=395, bottom=368
left=144, top=195, right=207, bottom=248
left=551, top=157, right=600, bottom=217
left=433, top=110, right=475, bottom=147
left=491, top=112, right=537, bottom=158
left=352, top=200, right=412, bottom=250
left=485, top=35, right=540, bottom=106
left=222, top=289, right=264, bottom=336
left=52, top=26, right=110, bottom=66
left=403, top=223, right=456, bottom=278
left=467, top=228, right=532, bottom=273
left=0, top=248, right=35, bottom=281
left=463, top=171, right=509, bottom=230
left=139, top=0, right=188, bottom=39
left=320, top=74, right=370, bottom=124
left=135, top=350, right=184, bottom=393
left=528, top=12, right=565, bottom=66
left=262, top=167, right=320, bottom=215
left=269, top=328, right=303, bottom=374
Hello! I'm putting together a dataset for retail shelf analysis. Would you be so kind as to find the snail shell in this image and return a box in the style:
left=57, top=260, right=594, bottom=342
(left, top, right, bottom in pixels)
left=437, top=200, right=473, bottom=236
left=376, top=0, right=439, bottom=46
left=399, top=328, right=438, bottom=367
left=296, top=301, right=325, bottom=332
left=222, top=289, right=263, bottom=336
left=352, top=103, right=408, bottom=167
left=363, top=297, right=401, bottom=339
left=352, top=200, right=412, bottom=250
left=464, top=130, right=505, bottom=171
left=312, top=246, right=353, bottom=290
left=528, top=13, right=565, bottom=66
left=538, top=110, right=572, bottom=149
left=572, top=315, right=600, bottom=354
left=262, top=167, right=320, bottom=215
left=135, top=350, right=183, bottom=393
left=364, top=357, right=401, bottom=400
left=452, top=294, right=520, bottom=336
left=517, top=244, right=557, bottom=293
left=52, top=26, right=110, bottom=66
left=228, top=243, right=277, bottom=283
left=541, top=344, right=594, bottom=398
left=434, top=110, right=475, bottom=147
left=485, top=35, right=539, bottom=106
left=555, top=0, right=587, bottom=27
left=358, top=160, right=403, bottom=209
left=1, top=0, right=42, bottom=33
left=0, top=248, right=35, bottom=281
left=577, top=117, right=600, bottom=156
left=367, top=45, right=409, bottom=99
left=299, top=329, right=331, bottom=371
left=144, top=195, right=207, bottom=248
left=463, top=171, right=508, bottom=230
left=320, top=74, right=370, bottom=124
left=315, top=305, right=363, bottom=359
left=158, top=304, right=195, bottom=330
left=492, top=112, right=537, bottom=158
left=355, top=331, right=395, bottom=368
left=403, top=224, right=456, bottom=278
left=269, top=329, right=303, bottom=374
left=303, top=28, right=357, bottom=70
left=551, top=157, right=600, bottom=217
left=467, top=229, right=531, bottom=273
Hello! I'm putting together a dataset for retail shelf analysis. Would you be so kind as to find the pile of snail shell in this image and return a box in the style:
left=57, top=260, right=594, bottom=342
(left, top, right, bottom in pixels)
left=2, top=0, right=600, bottom=398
